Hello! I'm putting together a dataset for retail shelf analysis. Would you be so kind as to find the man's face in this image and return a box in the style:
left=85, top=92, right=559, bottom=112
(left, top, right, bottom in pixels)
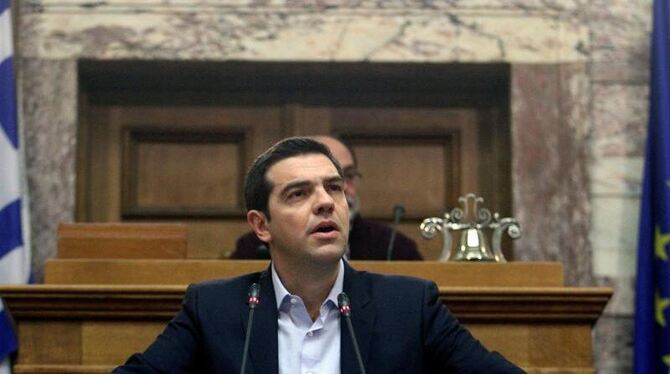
left=255, top=153, right=350, bottom=266
left=316, top=138, right=361, bottom=217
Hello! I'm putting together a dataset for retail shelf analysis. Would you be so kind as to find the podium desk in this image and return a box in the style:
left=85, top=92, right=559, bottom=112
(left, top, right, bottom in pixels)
left=1, top=261, right=611, bottom=373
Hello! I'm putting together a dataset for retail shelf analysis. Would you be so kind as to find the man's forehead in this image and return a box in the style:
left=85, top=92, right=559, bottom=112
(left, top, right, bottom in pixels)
left=266, top=153, right=339, bottom=185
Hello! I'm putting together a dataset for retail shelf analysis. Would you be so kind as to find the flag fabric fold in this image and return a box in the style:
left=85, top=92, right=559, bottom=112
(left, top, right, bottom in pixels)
left=0, top=0, right=30, bottom=370
left=634, top=0, right=670, bottom=373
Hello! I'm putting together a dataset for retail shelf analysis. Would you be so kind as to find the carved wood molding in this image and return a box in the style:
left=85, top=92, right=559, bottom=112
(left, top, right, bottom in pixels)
left=0, top=285, right=611, bottom=323
left=440, top=287, right=612, bottom=323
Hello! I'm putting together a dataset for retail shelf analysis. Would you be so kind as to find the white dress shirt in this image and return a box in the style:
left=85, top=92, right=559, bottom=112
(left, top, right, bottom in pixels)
left=272, top=260, right=344, bottom=374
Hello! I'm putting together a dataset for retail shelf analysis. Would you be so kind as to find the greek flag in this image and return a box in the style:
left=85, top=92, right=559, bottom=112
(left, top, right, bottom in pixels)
left=1, top=0, right=30, bottom=372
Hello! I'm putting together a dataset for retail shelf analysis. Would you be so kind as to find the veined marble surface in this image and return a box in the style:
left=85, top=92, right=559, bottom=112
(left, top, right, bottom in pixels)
left=19, top=1, right=588, bottom=62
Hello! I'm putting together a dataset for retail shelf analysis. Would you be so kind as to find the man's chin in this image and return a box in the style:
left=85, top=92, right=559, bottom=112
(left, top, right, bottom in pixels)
left=310, top=242, right=347, bottom=261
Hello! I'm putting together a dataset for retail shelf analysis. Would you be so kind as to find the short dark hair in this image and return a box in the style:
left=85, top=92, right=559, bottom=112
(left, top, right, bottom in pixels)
left=244, top=137, right=343, bottom=219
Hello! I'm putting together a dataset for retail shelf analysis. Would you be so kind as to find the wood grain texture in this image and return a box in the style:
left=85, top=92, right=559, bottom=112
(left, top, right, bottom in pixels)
left=57, top=223, right=187, bottom=259
left=44, top=260, right=565, bottom=287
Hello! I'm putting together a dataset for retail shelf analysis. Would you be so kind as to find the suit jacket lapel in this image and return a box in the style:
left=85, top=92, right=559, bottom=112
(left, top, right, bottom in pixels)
left=241, top=268, right=279, bottom=374
left=340, top=261, right=374, bottom=373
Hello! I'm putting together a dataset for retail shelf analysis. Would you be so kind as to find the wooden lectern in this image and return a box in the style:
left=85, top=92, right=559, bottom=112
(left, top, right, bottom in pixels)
left=0, top=223, right=611, bottom=373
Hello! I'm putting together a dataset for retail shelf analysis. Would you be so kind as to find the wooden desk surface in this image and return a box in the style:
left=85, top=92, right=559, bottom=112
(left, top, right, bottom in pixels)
left=45, top=260, right=564, bottom=287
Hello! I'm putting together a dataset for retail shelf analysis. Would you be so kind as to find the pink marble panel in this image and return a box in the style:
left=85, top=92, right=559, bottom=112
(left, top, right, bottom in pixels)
left=511, top=63, right=593, bottom=286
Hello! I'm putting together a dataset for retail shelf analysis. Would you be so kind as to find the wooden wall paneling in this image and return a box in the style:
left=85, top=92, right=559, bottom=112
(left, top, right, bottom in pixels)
left=330, top=107, right=478, bottom=219
left=121, top=129, right=245, bottom=216
left=84, top=106, right=122, bottom=222
left=188, top=220, right=252, bottom=258
left=17, top=321, right=82, bottom=364
left=282, top=103, right=332, bottom=136
left=57, top=223, right=188, bottom=259
left=467, top=323, right=593, bottom=372
left=81, top=321, right=165, bottom=364
left=353, top=139, right=449, bottom=218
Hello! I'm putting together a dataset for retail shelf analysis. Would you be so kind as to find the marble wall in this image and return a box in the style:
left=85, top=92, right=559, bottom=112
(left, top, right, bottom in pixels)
left=14, top=1, right=652, bottom=372
left=588, top=1, right=651, bottom=372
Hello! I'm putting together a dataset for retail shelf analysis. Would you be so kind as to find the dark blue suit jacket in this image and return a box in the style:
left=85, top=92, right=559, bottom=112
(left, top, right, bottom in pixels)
left=115, top=262, right=523, bottom=373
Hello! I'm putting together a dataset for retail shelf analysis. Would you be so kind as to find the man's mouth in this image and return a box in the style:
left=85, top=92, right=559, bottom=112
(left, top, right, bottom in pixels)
left=310, top=221, right=340, bottom=237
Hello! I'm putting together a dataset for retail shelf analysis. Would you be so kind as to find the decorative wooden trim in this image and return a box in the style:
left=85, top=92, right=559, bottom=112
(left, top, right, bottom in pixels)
left=0, top=285, right=611, bottom=323
left=0, top=285, right=184, bottom=320
left=441, top=287, right=612, bottom=323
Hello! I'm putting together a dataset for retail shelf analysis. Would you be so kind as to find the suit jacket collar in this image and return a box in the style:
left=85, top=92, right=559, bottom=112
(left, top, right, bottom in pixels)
left=341, top=261, right=374, bottom=373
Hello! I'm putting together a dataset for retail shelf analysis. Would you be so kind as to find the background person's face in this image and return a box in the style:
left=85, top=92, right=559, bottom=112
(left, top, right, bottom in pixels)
left=314, top=137, right=360, bottom=217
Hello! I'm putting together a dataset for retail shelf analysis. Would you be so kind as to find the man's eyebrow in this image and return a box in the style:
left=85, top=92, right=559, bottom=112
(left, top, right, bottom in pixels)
left=324, top=175, right=344, bottom=184
left=277, top=175, right=343, bottom=196
left=278, top=180, right=311, bottom=197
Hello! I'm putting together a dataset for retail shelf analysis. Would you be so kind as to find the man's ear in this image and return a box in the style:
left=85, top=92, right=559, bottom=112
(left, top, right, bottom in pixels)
left=247, top=210, right=271, bottom=242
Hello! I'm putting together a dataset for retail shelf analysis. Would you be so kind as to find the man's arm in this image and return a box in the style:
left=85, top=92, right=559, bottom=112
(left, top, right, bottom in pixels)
left=113, top=284, right=202, bottom=373
left=421, top=281, right=525, bottom=373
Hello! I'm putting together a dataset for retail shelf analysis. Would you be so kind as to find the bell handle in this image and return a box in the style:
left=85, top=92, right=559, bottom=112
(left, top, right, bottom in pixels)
left=491, top=218, right=521, bottom=263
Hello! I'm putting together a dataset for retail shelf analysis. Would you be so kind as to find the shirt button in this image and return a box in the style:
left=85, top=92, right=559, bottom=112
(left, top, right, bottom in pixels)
left=290, top=298, right=297, bottom=304
left=306, top=372, right=313, bottom=374
left=307, top=331, right=314, bottom=337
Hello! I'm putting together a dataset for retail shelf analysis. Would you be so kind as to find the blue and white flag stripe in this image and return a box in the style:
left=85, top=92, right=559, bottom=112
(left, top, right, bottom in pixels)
left=0, top=0, right=30, bottom=370
left=0, top=0, right=28, bottom=284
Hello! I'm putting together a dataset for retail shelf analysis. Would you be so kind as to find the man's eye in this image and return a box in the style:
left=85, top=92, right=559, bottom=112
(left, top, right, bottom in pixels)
left=287, top=190, right=305, bottom=200
left=328, top=183, right=343, bottom=192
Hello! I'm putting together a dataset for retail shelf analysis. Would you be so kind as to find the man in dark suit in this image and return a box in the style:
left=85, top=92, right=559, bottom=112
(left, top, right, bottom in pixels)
left=230, top=135, right=422, bottom=261
left=115, top=137, right=523, bottom=373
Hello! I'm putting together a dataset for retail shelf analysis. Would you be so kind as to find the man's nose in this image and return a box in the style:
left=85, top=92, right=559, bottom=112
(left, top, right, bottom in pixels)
left=313, top=187, right=335, bottom=215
